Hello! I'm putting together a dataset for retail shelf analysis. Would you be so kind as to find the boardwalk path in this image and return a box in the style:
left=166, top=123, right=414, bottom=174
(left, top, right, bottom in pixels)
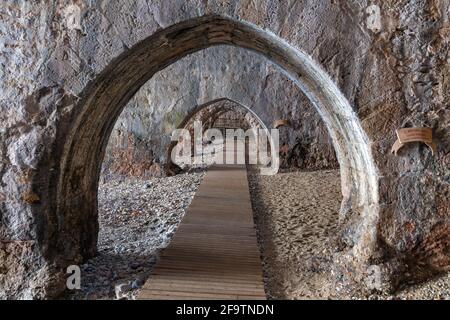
left=138, top=164, right=266, bottom=300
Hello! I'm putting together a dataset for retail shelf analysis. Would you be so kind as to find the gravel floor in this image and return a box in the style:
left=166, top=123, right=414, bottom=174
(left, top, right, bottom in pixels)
left=64, top=171, right=205, bottom=300
left=247, top=167, right=450, bottom=300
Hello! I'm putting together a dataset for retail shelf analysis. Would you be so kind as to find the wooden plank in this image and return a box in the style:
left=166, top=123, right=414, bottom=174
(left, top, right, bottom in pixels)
left=143, top=275, right=264, bottom=286
left=138, top=164, right=266, bottom=300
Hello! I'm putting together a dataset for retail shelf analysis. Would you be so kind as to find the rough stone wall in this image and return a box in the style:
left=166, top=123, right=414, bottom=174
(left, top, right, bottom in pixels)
left=0, top=0, right=448, bottom=299
left=278, top=116, right=339, bottom=171
left=101, top=131, right=163, bottom=180
left=359, top=0, right=450, bottom=287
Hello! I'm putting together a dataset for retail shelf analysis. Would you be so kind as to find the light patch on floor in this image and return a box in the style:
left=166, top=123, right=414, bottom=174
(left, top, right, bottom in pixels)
left=247, top=168, right=341, bottom=299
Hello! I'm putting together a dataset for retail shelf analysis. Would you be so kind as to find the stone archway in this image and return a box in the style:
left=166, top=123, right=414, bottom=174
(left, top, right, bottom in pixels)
left=164, top=97, right=272, bottom=175
left=35, top=14, right=378, bottom=297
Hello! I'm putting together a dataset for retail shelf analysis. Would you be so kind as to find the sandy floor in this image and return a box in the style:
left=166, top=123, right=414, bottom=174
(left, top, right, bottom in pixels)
left=247, top=167, right=341, bottom=299
left=247, top=167, right=450, bottom=300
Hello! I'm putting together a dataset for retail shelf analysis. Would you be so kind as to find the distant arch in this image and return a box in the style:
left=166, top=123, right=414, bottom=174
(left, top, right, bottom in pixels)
left=164, top=97, right=273, bottom=175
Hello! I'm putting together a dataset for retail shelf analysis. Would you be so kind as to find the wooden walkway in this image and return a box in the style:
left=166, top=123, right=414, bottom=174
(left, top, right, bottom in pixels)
left=138, top=164, right=266, bottom=300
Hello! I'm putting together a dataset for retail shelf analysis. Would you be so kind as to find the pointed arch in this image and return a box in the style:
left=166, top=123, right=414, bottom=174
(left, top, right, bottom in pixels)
left=52, top=15, right=378, bottom=272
